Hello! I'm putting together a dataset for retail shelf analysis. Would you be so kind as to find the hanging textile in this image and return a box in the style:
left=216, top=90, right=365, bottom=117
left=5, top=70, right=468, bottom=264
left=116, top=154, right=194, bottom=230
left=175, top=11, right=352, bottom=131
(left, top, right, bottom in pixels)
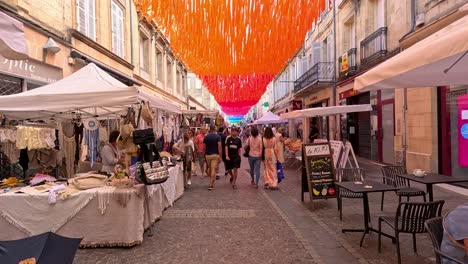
left=84, top=129, right=99, bottom=166
left=134, top=0, right=330, bottom=115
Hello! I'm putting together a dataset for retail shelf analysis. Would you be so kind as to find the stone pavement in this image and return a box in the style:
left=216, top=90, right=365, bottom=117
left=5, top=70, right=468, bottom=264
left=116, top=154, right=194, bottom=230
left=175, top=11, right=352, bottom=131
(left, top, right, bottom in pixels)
left=74, top=157, right=468, bottom=264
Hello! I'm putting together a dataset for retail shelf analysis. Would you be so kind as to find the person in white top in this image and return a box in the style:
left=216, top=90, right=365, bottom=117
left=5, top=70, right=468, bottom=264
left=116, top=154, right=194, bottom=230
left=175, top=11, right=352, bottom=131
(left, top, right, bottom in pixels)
left=174, top=132, right=195, bottom=186
left=100, top=131, right=124, bottom=174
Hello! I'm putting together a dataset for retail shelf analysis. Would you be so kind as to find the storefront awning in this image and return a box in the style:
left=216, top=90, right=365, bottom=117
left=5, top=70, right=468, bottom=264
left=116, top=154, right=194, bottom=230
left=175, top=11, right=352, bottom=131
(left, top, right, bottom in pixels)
left=138, top=90, right=182, bottom=114
left=280, top=104, right=372, bottom=119
left=355, top=13, right=468, bottom=92
left=0, top=11, right=28, bottom=60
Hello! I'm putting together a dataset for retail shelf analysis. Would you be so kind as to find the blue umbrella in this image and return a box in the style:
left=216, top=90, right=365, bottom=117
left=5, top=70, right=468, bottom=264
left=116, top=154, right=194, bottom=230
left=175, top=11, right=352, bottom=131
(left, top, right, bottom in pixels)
left=0, top=232, right=82, bottom=264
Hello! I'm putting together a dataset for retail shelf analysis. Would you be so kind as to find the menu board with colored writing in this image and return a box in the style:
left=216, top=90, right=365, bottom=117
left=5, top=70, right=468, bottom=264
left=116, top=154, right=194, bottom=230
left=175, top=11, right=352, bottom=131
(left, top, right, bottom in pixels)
left=302, top=143, right=336, bottom=201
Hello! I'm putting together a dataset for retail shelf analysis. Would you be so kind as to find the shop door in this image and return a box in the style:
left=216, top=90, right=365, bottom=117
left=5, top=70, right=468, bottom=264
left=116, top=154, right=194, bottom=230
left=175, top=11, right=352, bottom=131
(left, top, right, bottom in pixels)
left=346, top=92, right=371, bottom=158
left=381, top=102, right=395, bottom=164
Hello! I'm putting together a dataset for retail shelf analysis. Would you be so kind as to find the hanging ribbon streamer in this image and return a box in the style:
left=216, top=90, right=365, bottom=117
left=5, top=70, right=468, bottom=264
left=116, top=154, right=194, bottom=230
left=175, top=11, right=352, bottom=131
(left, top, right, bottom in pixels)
left=134, top=0, right=330, bottom=116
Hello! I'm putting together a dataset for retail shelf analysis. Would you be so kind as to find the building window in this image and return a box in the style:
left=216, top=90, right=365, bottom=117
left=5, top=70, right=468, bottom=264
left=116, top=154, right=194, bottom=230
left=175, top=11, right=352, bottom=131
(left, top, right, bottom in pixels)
left=166, top=59, right=173, bottom=90
left=111, top=1, right=125, bottom=58
left=156, top=48, right=163, bottom=81
left=76, top=0, right=96, bottom=41
left=139, top=33, right=149, bottom=72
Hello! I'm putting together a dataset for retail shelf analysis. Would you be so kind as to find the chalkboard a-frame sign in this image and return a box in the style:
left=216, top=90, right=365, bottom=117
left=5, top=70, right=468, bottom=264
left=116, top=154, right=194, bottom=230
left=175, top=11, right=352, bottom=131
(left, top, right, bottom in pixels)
left=301, top=143, right=337, bottom=203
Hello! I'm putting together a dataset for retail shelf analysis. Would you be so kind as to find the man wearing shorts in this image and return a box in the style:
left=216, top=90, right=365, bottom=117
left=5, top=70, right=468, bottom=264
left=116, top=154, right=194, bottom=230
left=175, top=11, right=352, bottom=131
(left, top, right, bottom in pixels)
left=195, top=127, right=207, bottom=178
left=203, top=125, right=222, bottom=190
left=225, top=127, right=242, bottom=189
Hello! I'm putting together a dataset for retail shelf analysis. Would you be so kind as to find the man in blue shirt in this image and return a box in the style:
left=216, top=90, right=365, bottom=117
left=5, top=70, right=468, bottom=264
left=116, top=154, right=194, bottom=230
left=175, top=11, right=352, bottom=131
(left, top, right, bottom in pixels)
left=203, top=125, right=222, bottom=190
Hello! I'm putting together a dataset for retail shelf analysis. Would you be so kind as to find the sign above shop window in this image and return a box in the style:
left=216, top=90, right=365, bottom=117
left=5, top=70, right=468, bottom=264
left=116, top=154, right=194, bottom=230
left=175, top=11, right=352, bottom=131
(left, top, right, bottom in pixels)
left=0, top=55, right=63, bottom=84
left=339, top=88, right=360, bottom=100
left=290, top=100, right=302, bottom=110
left=340, top=51, right=348, bottom=72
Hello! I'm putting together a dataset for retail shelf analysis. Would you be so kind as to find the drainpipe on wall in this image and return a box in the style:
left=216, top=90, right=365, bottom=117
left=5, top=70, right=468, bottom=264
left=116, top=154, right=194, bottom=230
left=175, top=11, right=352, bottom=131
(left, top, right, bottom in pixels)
left=129, top=0, right=134, bottom=64
left=401, top=0, right=416, bottom=167
left=332, top=0, right=338, bottom=140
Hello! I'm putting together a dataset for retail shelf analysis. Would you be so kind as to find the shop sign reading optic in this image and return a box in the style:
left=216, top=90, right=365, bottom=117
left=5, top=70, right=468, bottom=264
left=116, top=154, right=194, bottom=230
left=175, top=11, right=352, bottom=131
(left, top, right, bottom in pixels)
left=0, top=55, right=63, bottom=83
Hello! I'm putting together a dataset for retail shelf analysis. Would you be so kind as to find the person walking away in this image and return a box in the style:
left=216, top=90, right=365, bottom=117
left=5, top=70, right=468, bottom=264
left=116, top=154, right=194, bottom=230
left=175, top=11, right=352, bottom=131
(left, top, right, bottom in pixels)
left=203, top=125, right=222, bottom=190
left=263, top=127, right=279, bottom=190
left=441, top=202, right=468, bottom=263
left=188, top=130, right=197, bottom=177
left=275, top=127, right=286, bottom=183
left=245, top=127, right=262, bottom=188
left=225, top=127, right=242, bottom=189
left=195, top=127, right=207, bottom=178
left=216, top=127, right=227, bottom=179
left=309, top=120, right=319, bottom=143
left=101, top=131, right=125, bottom=174
left=173, top=132, right=195, bottom=186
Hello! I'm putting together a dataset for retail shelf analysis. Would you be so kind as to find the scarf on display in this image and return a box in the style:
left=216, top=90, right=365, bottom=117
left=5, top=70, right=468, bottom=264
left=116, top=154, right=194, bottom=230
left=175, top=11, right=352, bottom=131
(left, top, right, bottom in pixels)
left=84, top=128, right=99, bottom=166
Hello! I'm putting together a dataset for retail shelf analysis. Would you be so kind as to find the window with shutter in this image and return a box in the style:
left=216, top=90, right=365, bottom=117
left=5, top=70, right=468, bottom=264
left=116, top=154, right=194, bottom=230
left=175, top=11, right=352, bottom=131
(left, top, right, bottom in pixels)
left=88, top=0, right=96, bottom=40
left=76, top=0, right=96, bottom=41
left=312, top=42, right=322, bottom=66
left=111, top=1, right=124, bottom=58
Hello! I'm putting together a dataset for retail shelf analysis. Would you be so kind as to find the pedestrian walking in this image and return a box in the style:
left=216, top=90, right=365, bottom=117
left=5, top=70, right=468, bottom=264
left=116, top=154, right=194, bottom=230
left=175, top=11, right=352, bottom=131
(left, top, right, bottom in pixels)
left=188, top=130, right=197, bottom=177
left=309, top=120, right=319, bottom=143
left=195, top=127, right=207, bottom=178
left=203, top=125, right=222, bottom=190
left=245, top=127, right=262, bottom=189
left=262, top=127, right=279, bottom=190
left=275, top=127, right=286, bottom=183
left=225, top=127, right=242, bottom=189
left=173, top=132, right=195, bottom=186
left=217, top=127, right=227, bottom=179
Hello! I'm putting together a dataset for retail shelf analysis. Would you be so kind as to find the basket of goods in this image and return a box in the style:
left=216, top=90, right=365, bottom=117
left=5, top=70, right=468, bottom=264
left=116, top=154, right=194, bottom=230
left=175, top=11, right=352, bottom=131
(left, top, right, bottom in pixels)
left=284, top=138, right=302, bottom=152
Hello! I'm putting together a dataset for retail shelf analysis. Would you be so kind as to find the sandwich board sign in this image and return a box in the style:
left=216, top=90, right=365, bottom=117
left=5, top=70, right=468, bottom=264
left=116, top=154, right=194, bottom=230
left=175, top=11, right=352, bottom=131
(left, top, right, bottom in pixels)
left=301, top=142, right=336, bottom=203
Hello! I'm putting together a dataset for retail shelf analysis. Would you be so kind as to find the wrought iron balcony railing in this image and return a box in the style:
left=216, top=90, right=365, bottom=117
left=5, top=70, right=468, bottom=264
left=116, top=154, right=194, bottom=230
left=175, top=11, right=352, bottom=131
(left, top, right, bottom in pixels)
left=360, top=27, right=387, bottom=68
left=294, top=62, right=334, bottom=93
left=338, top=48, right=357, bottom=78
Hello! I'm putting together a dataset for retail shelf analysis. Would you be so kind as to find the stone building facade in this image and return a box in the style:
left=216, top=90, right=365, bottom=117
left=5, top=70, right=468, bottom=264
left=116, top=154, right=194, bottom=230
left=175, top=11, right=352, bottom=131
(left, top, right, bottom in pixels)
left=272, top=0, right=468, bottom=175
left=0, top=0, right=188, bottom=110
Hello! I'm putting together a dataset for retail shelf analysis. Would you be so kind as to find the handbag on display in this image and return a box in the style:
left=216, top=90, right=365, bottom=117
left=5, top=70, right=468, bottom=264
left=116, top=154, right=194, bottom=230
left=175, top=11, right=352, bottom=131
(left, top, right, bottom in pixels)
left=133, top=128, right=155, bottom=145
left=136, top=149, right=169, bottom=185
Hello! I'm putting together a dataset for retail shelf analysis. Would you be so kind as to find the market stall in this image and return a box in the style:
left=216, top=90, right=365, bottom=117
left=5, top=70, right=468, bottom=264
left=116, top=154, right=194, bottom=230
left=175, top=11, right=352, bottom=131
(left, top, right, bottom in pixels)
left=0, top=165, right=184, bottom=247
left=280, top=104, right=373, bottom=203
left=253, top=111, right=287, bottom=125
left=0, top=63, right=185, bottom=247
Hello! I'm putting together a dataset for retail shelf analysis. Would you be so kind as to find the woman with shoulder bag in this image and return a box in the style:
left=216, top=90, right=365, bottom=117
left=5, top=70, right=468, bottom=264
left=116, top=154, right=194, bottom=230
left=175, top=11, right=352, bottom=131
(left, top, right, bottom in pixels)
left=174, top=132, right=195, bottom=186
left=245, top=127, right=263, bottom=189
left=275, top=127, right=286, bottom=183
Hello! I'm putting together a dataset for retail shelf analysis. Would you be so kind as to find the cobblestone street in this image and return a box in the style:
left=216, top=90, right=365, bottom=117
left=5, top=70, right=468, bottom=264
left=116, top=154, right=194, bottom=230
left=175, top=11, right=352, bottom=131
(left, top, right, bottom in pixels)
left=74, top=157, right=468, bottom=264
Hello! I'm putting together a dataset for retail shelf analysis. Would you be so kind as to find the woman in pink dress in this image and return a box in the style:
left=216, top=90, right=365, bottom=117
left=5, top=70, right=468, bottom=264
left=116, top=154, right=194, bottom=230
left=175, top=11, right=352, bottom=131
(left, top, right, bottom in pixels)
left=263, top=127, right=279, bottom=190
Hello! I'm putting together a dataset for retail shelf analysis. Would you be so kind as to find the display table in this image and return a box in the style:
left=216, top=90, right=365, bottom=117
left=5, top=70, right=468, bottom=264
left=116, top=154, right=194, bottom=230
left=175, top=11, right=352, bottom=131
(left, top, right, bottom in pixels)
left=0, top=164, right=184, bottom=247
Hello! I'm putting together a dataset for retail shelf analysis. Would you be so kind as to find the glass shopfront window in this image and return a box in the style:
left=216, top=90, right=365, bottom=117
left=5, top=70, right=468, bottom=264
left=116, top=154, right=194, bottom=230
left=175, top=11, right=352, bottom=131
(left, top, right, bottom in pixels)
left=442, top=86, right=468, bottom=178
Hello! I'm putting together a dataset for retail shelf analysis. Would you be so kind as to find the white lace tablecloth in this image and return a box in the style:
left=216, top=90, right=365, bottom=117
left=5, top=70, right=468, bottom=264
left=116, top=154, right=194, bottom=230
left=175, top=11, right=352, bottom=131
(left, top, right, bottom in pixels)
left=0, top=164, right=184, bottom=247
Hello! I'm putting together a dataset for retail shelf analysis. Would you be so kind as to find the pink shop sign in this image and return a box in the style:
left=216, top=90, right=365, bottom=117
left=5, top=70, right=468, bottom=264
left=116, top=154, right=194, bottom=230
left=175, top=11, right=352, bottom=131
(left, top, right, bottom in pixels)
left=458, top=95, right=468, bottom=167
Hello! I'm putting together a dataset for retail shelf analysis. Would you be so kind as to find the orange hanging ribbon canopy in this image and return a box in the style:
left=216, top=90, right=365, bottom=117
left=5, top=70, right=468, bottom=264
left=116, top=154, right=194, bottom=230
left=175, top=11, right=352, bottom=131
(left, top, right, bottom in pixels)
left=134, top=0, right=329, bottom=115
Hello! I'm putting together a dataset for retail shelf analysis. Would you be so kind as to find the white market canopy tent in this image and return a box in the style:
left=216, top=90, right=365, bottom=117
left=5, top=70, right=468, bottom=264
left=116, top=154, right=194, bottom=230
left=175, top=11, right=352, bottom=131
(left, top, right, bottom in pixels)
left=0, top=63, right=138, bottom=120
left=280, top=104, right=373, bottom=119
left=254, top=111, right=287, bottom=124
left=138, top=89, right=181, bottom=114
left=355, top=11, right=468, bottom=92
left=181, top=110, right=219, bottom=117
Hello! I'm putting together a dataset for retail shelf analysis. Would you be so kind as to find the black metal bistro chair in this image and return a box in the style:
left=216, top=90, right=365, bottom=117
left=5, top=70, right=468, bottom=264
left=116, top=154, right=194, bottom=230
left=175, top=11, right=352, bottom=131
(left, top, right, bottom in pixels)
left=425, top=217, right=465, bottom=264
left=380, top=166, right=426, bottom=211
left=378, top=200, right=445, bottom=264
left=337, top=168, right=365, bottom=221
